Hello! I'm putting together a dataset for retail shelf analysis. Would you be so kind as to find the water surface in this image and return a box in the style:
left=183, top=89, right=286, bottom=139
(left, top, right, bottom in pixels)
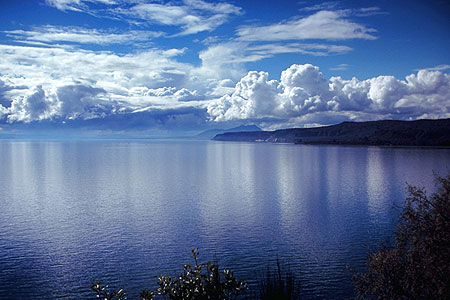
left=0, top=140, right=449, bottom=299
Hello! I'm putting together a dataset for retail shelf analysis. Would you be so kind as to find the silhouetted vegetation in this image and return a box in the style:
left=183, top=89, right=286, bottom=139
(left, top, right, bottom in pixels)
left=92, top=283, right=127, bottom=300
left=91, top=249, right=303, bottom=300
left=257, top=258, right=300, bottom=300
left=353, top=174, right=450, bottom=299
left=92, top=248, right=246, bottom=300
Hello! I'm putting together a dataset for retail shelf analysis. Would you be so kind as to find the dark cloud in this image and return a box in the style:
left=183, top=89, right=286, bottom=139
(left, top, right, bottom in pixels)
left=57, top=84, right=107, bottom=118
left=0, top=106, right=209, bottom=135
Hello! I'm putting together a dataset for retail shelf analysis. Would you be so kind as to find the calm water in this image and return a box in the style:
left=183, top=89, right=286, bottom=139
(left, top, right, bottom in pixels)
left=0, top=140, right=449, bottom=300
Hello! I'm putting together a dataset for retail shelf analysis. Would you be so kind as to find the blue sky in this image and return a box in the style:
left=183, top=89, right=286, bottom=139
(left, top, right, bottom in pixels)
left=0, top=0, right=449, bottom=135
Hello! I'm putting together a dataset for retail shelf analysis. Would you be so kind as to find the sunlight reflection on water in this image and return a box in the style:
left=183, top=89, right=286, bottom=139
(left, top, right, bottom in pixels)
left=0, top=140, right=449, bottom=299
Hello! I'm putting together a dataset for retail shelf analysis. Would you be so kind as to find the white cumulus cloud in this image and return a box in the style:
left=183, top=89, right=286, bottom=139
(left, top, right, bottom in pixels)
left=207, top=64, right=450, bottom=125
left=8, top=85, right=54, bottom=122
left=0, top=43, right=213, bottom=123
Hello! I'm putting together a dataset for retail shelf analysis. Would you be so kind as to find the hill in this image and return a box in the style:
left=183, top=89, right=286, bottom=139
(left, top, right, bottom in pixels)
left=212, top=119, right=450, bottom=146
left=196, top=125, right=261, bottom=139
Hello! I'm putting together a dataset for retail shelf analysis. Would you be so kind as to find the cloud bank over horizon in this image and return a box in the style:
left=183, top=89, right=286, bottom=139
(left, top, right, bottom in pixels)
left=1, top=59, right=449, bottom=133
left=0, top=0, right=449, bottom=134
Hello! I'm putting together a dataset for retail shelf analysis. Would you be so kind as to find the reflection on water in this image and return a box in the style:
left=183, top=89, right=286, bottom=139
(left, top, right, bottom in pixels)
left=0, top=140, right=449, bottom=299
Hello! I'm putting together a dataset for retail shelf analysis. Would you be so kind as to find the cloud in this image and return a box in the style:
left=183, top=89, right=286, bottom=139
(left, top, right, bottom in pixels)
left=5, top=26, right=164, bottom=46
left=207, top=70, right=280, bottom=121
left=329, top=63, right=349, bottom=71
left=8, top=85, right=53, bottom=122
left=45, top=0, right=117, bottom=12
left=183, top=0, right=241, bottom=15
left=247, top=43, right=352, bottom=56
left=0, top=41, right=227, bottom=130
left=0, top=43, right=192, bottom=93
left=195, top=42, right=248, bottom=81
left=300, top=3, right=387, bottom=17
left=122, top=1, right=242, bottom=36
left=354, top=7, right=388, bottom=17
left=4, top=105, right=210, bottom=135
left=174, top=88, right=199, bottom=101
left=0, top=43, right=212, bottom=123
left=207, top=64, right=450, bottom=125
left=0, top=77, right=24, bottom=108
left=46, top=0, right=242, bottom=36
left=6, top=82, right=114, bottom=123
left=45, top=0, right=86, bottom=12
left=127, top=3, right=197, bottom=26
left=300, top=1, right=339, bottom=12
left=3, top=79, right=206, bottom=127
left=56, top=84, right=108, bottom=119
left=195, top=41, right=353, bottom=83
left=127, top=86, right=198, bottom=102
left=195, top=8, right=367, bottom=83
left=2, top=57, right=449, bottom=130
left=415, top=64, right=450, bottom=72
left=237, top=10, right=376, bottom=42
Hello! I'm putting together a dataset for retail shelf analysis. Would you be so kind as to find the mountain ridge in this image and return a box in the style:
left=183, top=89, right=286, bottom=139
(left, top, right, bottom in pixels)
left=196, top=125, right=262, bottom=139
left=212, top=119, right=450, bottom=147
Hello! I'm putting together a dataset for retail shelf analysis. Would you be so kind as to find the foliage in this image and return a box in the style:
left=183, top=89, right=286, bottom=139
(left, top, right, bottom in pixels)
left=91, top=283, right=127, bottom=300
left=257, top=258, right=301, bottom=300
left=353, top=174, right=450, bottom=299
left=92, top=248, right=247, bottom=300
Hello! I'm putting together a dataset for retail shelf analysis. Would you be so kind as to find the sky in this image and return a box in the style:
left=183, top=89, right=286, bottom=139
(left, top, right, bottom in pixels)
left=0, top=0, right=449, bottom=136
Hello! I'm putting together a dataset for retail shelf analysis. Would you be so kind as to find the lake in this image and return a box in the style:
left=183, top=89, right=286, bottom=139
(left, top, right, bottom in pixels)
left=0, top=140, right=449, bottom=299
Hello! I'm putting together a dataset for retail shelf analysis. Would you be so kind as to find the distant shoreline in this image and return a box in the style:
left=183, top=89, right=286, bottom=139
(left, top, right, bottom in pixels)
left=213, top=139, right=450, bottom=149
left=294, top=142, right=450, bottom=149
left=213, top=118, right=450, bottom=147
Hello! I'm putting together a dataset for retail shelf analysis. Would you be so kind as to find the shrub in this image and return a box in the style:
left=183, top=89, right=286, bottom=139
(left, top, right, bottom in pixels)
left=92, top=248, right=247, bottom=300
left=353, top=174, right=450, bottom=299
left=91, top=283, right=127, bottom=300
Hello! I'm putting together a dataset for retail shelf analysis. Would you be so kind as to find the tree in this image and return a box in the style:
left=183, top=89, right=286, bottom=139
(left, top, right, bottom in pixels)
left=353, top=174, right=450, bottom=299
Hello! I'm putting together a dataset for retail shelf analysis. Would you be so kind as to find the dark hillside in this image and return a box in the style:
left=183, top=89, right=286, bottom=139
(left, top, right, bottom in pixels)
left=213, top=119, right=450, bottom=146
